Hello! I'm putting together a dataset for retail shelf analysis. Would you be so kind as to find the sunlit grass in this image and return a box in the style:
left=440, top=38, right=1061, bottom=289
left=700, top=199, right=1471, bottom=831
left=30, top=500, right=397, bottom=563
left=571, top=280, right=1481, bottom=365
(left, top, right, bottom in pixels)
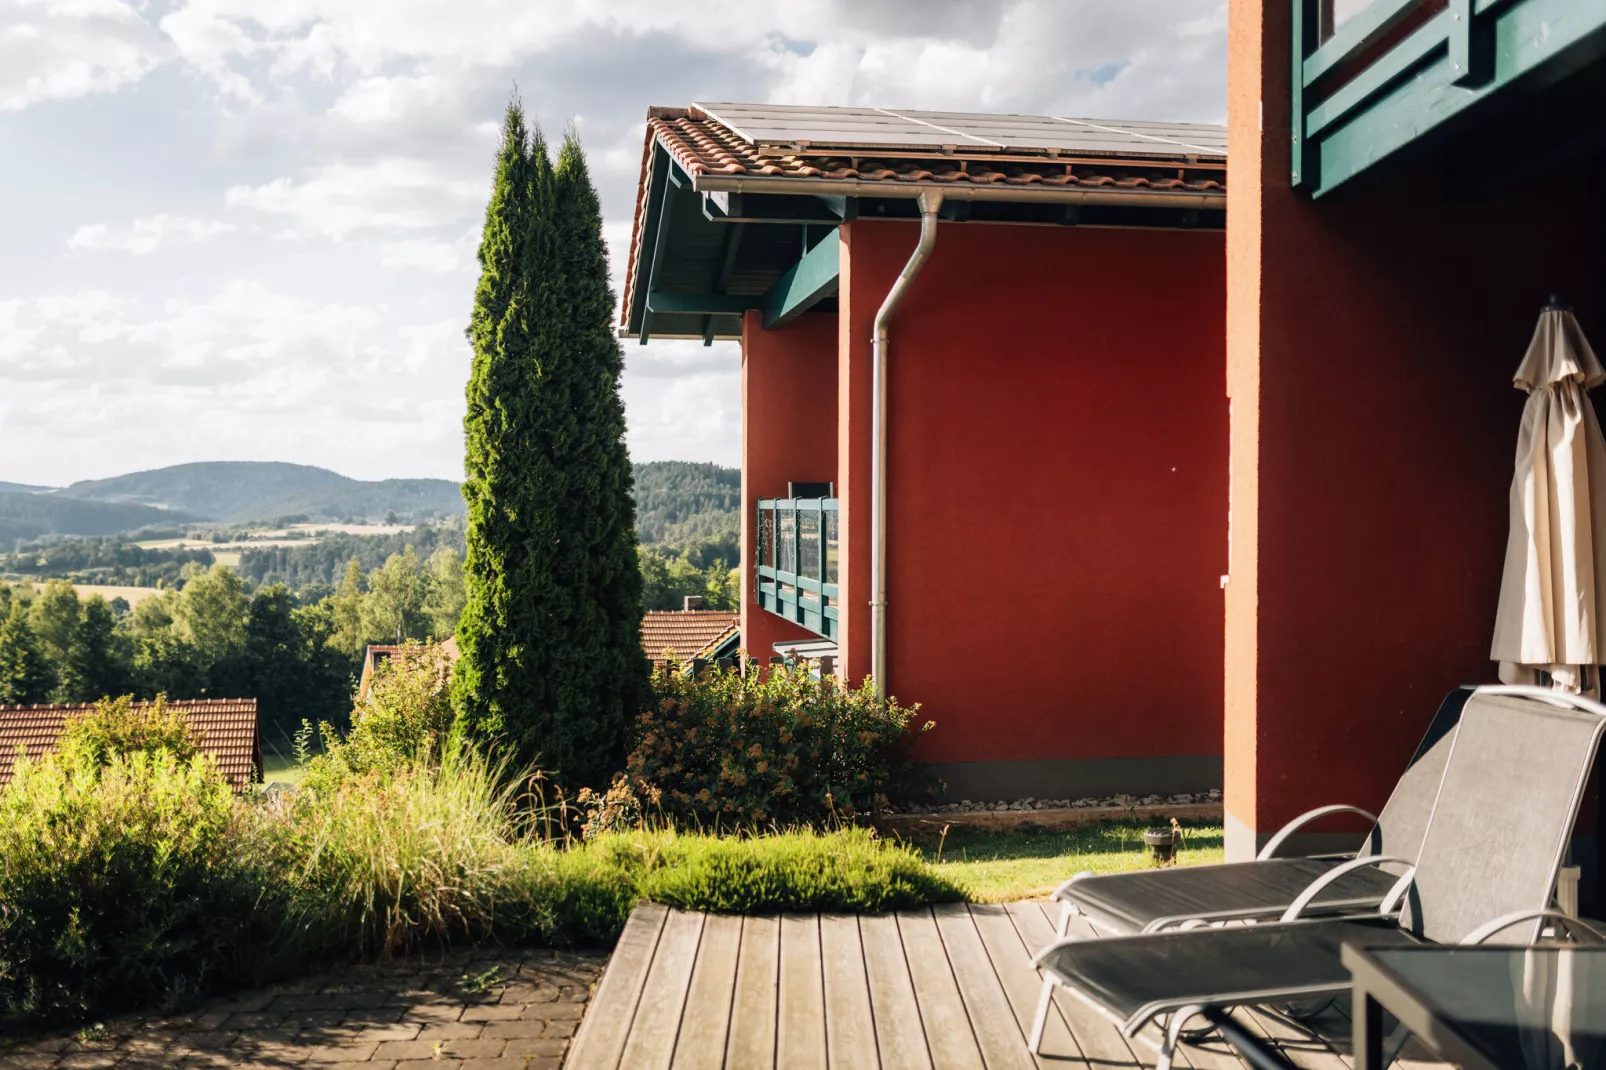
left=907, top=820, right=1225, bottom=902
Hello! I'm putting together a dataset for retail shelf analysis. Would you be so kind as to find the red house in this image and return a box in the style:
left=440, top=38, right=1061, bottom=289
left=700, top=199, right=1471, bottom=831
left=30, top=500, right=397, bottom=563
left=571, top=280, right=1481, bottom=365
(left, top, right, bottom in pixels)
left=621, top=103, right=1230, bottom=801
left=1225, top=0, right=1606, bottom=881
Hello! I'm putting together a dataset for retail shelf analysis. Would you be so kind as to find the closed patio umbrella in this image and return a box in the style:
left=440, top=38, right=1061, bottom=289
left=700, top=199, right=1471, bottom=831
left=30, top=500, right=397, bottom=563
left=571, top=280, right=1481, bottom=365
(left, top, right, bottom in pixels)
left=1492, top=301, right=1606, bottom=696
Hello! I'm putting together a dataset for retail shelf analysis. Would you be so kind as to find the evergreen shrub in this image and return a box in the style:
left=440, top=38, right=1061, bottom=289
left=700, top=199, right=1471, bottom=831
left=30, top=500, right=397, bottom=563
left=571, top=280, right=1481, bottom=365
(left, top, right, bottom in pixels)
left=626, top=662, right=940, bottom=829
left=300, top=645, right=457, bottom=791
left=0, top=748, right=265, bottom=1026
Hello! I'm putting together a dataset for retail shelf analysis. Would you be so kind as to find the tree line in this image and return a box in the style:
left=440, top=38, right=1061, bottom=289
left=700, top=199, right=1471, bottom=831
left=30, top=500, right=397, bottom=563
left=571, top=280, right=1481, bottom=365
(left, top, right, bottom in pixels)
left=0, top=545, right=465, bottom=748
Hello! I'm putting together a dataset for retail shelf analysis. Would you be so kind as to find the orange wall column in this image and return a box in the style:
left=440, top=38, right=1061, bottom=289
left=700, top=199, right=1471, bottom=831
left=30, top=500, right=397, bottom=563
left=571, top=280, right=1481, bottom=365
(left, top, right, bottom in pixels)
left=1225, top=0, right=1604, bottom=858
left=740, top=310, right=839, bottom=664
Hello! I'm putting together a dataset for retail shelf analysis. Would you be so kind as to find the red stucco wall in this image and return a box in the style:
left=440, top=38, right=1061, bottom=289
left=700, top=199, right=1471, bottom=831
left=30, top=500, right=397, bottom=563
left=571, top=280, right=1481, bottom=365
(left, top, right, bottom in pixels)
left=837, top=220, right=1228, bottom=765
left=741, top=311, right=838, bottom=664
left=1226, top=0, right=1605, bottom=854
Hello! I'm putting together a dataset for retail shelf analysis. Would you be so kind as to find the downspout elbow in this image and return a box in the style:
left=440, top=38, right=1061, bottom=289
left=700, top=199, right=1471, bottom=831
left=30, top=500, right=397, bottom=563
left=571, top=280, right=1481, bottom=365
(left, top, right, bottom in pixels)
left=870, top=190, right=943, bottom=697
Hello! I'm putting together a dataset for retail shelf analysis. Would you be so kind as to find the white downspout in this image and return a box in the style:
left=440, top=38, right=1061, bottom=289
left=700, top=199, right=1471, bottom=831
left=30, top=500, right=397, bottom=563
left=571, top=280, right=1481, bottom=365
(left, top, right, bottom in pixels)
left=870, top=189, right=943, bottom=696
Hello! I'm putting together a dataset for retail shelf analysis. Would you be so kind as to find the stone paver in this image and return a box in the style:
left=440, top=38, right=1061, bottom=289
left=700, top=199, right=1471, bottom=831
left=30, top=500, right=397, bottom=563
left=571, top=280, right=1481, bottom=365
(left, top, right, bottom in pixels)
left=1, top=947, right=606, bottom=1070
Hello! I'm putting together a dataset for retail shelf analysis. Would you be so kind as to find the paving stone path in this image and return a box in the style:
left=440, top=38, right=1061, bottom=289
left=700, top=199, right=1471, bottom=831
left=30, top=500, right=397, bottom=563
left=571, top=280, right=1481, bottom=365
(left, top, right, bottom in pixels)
left=1, top=946, right=607, bottom=1070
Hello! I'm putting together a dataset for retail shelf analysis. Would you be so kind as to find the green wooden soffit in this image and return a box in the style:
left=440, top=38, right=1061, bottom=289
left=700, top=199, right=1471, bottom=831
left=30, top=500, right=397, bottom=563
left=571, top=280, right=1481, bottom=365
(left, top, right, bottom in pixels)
left=763, top=232, right=840, bottom=330
left=646, top=293, right=761, bottom=316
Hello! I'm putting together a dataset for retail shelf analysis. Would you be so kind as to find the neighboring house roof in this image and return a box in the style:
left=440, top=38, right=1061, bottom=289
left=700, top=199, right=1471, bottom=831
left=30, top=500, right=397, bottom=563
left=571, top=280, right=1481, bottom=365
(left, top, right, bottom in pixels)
left=358, top=636, right=460, bottom=701
left=641, top=610, right=740, bottom=666
left=0, top=698, right=261, bottom=792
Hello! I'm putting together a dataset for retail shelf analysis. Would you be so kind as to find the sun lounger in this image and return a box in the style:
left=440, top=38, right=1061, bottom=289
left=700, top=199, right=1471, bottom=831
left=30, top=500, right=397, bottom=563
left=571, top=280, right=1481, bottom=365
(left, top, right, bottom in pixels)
left=1029, top=686, right=1606, bottom=1069
left=1051, top=687, right=1470, bottom=939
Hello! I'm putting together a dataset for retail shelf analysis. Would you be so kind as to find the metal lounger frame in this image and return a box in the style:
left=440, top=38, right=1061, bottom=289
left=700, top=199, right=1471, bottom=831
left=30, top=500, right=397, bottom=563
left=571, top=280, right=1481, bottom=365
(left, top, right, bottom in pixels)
left=1027, top=685, right=1606, bottom=1069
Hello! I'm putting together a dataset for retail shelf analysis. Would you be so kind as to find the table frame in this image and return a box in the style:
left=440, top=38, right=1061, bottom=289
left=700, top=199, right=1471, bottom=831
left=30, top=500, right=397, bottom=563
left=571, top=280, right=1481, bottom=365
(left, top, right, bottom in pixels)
left=1343, top=944, right=1530, bottom=1070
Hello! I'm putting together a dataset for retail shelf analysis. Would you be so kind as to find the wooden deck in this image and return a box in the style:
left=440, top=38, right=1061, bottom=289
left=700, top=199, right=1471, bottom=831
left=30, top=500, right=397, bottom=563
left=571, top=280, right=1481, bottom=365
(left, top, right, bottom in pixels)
left=564, top=901, right=1447, bottom=1070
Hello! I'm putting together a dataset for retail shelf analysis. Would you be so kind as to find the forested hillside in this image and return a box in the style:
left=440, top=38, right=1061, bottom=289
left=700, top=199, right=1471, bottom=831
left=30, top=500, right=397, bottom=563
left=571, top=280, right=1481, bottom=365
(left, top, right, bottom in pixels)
left=58, top=462, right=464, bottom=523
left=633, top=461, right=740, bottom=544
left=631, top=461, right=741, bottom=611
left=0, top=491, right=193, bottom=545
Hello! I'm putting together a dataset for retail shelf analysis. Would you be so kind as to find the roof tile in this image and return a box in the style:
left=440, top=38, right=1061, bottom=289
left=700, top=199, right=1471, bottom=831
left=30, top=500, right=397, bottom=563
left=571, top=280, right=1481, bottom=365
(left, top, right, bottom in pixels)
left=623, top=104, right=1226, bottom=325
left=0, top=699, right=261, bottom=792
left=641, top=610, right=739, bottom=666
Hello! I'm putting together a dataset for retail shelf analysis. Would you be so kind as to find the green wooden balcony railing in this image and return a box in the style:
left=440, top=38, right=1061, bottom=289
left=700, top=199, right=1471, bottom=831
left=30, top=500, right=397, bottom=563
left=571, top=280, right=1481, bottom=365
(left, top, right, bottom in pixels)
left=755, top=497, right=839, bottom=641
left=1292, top=0, right=1606, bottom=197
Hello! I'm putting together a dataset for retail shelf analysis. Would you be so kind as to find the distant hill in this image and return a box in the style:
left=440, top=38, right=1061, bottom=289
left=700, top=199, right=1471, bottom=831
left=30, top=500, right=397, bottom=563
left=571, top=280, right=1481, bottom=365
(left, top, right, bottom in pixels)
left=0, top=491, right=194, bottom=545
left=57, top=462, right=465, bottom=524
left=633, top=461, right=740, bottom=545
left=0, top=481, right=50, bottom=494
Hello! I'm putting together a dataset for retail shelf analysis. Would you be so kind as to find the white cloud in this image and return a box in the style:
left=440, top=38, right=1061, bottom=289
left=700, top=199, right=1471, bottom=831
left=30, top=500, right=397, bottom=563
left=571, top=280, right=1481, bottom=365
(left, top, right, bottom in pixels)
left=0, top=0, right=170, bottom=111
left=381, top=238, right=466, bottom=274
left=0, top=282, right=470, bottom=482
left=1, top=0, right=1229, bottom=483
left=225, top=159, right=485, bottom=239
left=67, top=214, right=236, bottom=255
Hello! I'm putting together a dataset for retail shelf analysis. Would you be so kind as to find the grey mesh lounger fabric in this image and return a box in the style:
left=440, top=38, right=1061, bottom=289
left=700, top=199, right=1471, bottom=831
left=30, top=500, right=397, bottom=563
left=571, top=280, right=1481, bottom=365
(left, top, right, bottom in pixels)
left=1056, top=687, right=1471, bottom=936
left=1029, top=687, right=1606, bottom=1068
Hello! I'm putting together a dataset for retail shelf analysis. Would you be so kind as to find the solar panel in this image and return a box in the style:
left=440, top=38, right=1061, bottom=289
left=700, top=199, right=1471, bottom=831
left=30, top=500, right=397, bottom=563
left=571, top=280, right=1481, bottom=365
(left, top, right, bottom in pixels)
left=695, top=102, right=1226, bottom=158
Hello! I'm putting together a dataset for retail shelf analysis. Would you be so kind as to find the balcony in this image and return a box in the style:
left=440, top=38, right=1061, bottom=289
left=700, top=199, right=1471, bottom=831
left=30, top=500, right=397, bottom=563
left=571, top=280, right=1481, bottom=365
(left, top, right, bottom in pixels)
left=755, top=497, right=839, bottom=640
left=1291, top=0, right=1606, bottom=197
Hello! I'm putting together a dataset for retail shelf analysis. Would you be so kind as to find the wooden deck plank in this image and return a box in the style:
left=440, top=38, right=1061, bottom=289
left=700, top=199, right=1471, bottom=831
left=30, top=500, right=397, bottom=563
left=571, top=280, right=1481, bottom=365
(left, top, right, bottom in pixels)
left=619, top=909, right=706, bottom=1070
left=932, top=902, right=1038, bottom=1070
left=566, top=901, right=670, bottom=1070
left=821, top=912, right=880, bottom=1068
left=725, top=915, right=781, bottom=1068
left=859, top=913, right=935, bottom=1070
left=671, top=912, right=742, bottom=1070
left=967, top=903, right=1085, bottom=1068
left=896, top=910, right=986, bottom=1070
left=779, top=913, right=828, bottom=1070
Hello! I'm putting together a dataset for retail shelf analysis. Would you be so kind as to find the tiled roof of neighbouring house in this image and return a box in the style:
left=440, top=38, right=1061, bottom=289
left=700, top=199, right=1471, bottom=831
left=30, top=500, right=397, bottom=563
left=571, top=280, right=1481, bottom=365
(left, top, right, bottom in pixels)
left=358, top=636, right=460, bottom=701
left=641, top=610, right=740, bottom=665
left=0, top=698, right=261, bottom=791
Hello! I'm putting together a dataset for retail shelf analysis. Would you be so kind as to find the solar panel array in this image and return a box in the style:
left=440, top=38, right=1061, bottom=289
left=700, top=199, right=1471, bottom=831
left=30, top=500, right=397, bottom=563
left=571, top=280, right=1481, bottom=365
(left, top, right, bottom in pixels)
left=696, top=102, right=1227, bottom=158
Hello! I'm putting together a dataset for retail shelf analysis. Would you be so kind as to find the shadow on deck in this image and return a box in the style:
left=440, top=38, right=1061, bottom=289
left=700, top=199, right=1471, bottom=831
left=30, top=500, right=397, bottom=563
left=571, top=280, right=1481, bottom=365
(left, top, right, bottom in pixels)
left=563, top=901, right=1447, bottom=1069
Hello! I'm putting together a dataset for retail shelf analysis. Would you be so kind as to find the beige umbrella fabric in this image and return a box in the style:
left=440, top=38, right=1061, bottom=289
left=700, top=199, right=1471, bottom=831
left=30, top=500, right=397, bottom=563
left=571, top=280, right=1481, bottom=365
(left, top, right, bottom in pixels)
left=1491, top=306, right=1606, bottom=696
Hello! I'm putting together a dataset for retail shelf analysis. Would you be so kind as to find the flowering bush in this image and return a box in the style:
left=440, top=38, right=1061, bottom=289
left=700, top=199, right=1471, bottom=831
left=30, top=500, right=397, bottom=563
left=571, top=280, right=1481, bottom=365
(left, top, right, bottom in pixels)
left=626, top=661, right=938, bottom=829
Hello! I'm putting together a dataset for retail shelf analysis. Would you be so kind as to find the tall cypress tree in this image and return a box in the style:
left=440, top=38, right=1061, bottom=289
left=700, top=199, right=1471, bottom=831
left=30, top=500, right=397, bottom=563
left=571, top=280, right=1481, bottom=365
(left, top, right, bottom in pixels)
left=453, top=104, right=646, bottom=790
left=549, top=129, right=648, bottom=781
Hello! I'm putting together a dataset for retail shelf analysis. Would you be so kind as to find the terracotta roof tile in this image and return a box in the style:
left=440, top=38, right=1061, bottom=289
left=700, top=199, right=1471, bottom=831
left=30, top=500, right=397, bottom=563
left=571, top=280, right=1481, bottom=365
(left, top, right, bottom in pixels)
left=641, top=610, right=739, bottom=666
left=622, top=105, right=1226, bottom=325
left=647, top=111, right=1226, bottom=193
left=358, top=638, right=460, bottom=701
left=0, top=699, right=261, bottom=792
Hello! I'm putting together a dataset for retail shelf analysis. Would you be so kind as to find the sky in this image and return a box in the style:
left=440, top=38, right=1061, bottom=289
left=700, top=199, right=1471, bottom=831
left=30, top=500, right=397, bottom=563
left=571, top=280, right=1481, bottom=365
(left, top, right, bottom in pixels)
left=0, top=0, right=1226, bottom=487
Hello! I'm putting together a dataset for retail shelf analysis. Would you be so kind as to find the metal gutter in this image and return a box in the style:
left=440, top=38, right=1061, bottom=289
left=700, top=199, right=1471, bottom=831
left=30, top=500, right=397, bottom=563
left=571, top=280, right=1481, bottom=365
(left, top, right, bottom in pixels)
left=691, top=172, right=1222, bottom=210
left=870, top=190, right=943, bottom=696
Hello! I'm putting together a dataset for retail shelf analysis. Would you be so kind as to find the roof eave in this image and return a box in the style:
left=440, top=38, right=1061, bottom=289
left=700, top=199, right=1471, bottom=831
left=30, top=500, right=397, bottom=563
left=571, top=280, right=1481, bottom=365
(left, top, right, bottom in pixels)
left=689, top=170, right=1225, bottom=210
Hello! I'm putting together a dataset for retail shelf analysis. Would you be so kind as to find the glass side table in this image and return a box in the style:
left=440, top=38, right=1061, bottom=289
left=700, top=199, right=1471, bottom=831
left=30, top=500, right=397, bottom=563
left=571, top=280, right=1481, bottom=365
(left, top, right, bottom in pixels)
left=1341, top=944, right=1606, bottom=1069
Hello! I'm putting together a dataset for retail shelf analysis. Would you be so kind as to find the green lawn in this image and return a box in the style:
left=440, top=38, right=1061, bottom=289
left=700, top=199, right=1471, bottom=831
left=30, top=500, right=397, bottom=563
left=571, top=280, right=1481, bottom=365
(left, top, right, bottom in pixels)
left=908, top=820, right=1225, bottom=902
left=260, top=751, right=308, bottom=788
